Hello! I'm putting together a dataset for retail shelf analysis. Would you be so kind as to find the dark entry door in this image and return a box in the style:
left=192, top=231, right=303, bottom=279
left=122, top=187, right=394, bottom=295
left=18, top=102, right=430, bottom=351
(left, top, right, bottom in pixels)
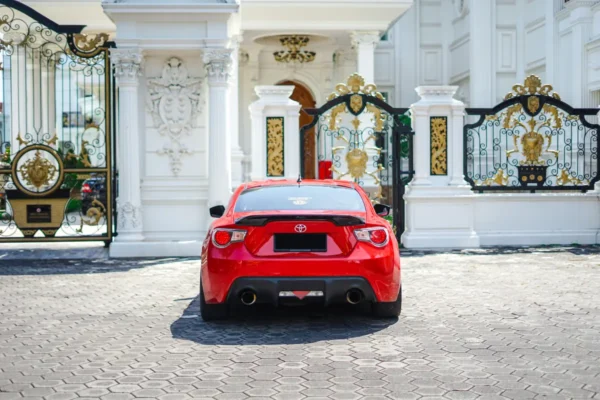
left=278, top=80, right=317, bottom=179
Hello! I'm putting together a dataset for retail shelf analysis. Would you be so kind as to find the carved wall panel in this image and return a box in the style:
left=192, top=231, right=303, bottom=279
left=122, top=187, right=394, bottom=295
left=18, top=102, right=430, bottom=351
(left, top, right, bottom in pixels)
left=147, top=57, right=203, bottom=176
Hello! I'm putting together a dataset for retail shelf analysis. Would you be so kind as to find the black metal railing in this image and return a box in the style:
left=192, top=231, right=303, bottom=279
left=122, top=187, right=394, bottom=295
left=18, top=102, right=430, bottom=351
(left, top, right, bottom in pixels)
left=300, top=73, right=414, bottom=241
left=464, top=75, right=599, bottom=192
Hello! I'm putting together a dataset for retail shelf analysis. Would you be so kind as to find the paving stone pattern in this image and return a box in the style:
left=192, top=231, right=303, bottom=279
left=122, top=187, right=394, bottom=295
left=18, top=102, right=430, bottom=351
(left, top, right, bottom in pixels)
left=1, top=247, right=600, bottom=400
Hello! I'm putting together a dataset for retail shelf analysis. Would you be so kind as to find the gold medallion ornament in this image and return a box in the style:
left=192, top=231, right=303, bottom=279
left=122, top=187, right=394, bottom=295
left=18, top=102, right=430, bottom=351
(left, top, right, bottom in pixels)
left=501, top=102, right=561, bottom=166
left=72, top=33, right=109, bottom=53
left=326, top=73, right=386, bottom=132
left=349, top=94, right=363, bottom=114
left=11, top=145, right=64, bottom=197
left=527, top=96, right=540, bottom=114
left=345, top=148, right=369, bottom=180
left=19, top=150, right=57, bottom=189
left=505, top=75, right=561, bottom=100
left=273, top=36, right=316, bottom=64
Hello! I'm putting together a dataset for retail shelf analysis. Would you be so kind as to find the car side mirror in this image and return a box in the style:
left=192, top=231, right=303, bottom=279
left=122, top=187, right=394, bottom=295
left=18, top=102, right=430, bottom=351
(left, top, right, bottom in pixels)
left=209, top=205, right=226, bottom=218
left=374, top=204, right=391, bottom=217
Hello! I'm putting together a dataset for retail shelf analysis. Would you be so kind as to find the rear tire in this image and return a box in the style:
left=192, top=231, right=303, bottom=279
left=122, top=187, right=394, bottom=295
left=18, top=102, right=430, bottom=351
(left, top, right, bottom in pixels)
left=200, top=281, right=228, bottom=321
left=372, top=287, right=402, bottom=318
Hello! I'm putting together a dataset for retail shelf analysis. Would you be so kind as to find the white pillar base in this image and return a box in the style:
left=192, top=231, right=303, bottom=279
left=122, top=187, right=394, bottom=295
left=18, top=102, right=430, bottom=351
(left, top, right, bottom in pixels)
left=114, top=233, right=145, bottom=243
left=402, top=231, right=480, bottom=250
left=109, top=240, right=204, bottom=258
left=401, top=186, right=480, bottom=249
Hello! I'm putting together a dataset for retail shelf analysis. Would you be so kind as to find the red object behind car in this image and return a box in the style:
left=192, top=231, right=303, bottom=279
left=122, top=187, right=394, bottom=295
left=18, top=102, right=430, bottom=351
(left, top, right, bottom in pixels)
left=318, top=160, right=333, bottom=179
left=200, top=179, right=401, bottom=321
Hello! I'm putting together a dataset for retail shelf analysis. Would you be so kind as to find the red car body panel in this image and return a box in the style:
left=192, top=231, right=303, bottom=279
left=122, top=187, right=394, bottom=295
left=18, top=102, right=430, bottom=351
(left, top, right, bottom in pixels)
left=201, top=179, right=401, bottom=305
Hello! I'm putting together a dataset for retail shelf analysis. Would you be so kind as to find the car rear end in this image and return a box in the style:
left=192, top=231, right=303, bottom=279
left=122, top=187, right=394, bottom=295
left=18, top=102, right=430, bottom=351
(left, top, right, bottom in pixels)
left=200, top=181, right=401, bottom=319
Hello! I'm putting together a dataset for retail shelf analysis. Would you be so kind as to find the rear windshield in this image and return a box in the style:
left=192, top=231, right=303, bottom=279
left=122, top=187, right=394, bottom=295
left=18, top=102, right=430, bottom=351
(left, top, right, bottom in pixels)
left=234, top=185, right=366, bottom=212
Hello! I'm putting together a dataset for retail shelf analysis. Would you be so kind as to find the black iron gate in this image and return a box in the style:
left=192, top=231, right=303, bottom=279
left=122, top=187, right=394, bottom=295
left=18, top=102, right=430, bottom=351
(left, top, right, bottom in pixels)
left=464, top=75, right=599, bottom=193
left=0, top=0, right=115, bottom=243
left=299, top=74, right=414, bottom=241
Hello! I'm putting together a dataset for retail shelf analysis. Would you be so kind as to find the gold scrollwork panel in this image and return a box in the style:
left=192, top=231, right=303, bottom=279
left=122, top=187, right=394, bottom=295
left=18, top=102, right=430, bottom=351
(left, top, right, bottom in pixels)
left=266, top=117, right=284, bottom=177
left=430, top=117, right=448, bottom=175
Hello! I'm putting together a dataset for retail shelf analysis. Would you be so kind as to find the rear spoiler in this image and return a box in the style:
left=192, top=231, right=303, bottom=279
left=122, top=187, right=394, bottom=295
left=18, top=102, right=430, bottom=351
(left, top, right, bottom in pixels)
left=235, top=215, right=365, bottom=227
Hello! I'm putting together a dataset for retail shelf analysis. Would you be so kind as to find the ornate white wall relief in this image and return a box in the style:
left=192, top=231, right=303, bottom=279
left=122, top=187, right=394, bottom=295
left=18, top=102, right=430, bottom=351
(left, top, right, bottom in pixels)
left=147, top=57, right=203, bottom=176
left=117, top=200, right=141, bottom=231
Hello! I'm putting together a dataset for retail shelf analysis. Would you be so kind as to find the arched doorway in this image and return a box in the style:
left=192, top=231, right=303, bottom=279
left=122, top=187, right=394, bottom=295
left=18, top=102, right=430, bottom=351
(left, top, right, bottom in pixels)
left=277, top=80, right=317, bottom=179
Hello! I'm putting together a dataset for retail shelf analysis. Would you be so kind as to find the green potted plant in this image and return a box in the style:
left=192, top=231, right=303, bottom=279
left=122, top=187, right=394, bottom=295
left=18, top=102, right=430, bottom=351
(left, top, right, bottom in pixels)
left=0, top=144, right=11, bottom=169
left=0, top=145, right=10, bottom=221
left=57, top=144, right=90, bottom=213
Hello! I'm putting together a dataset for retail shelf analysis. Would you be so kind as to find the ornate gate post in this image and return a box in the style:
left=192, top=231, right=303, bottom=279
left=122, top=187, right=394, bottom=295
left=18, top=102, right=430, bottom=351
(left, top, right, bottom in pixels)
left=112, top=48, right=145, bottom=243
left=248, top=86, right=301, bottom=181
left=204, top=49, right=233, bottom=208
left=402, top=86, right=480, bottom=249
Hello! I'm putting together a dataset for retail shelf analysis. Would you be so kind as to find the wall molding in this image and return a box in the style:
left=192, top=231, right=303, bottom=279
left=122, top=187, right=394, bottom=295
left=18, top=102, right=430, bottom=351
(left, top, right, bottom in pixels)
left=449, top=70, right=470, bottom=84
left=449, top=33, right=469, bottom=51
left=526, top=57, right=546, bottom=70
left=525, top=17, right=545, bottom=33
left=146, top=57, right=203, bottom=177
left=420, top=22, right=442, bottom=28
left=497, top=29, right=517, bottom=72
left=420, top=46, right=443, bottom=84
left=586, top=36, right=600, bottom=50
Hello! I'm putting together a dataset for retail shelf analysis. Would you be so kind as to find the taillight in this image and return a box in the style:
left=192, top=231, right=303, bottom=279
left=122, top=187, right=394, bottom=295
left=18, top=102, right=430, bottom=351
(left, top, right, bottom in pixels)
left=81, top=183, right=92, bottom=194
left=354, top=227, right=389, bottom=247
left=211, top=228, right=246, bottom=248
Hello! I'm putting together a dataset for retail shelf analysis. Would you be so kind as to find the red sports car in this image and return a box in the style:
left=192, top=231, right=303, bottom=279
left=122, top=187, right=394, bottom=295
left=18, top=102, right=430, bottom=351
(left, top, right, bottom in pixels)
left=200, top=179, right=401, bottom=320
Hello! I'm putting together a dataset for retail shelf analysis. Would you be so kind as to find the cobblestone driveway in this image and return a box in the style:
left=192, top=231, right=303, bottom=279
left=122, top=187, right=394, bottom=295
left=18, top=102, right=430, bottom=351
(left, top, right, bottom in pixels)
left=1, top=247, right=600, bottom=400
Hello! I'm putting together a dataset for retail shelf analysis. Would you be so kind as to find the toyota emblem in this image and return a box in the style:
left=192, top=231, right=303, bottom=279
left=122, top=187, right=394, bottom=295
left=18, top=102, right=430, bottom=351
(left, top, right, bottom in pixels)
left=294, top=224, right=307, bottom=233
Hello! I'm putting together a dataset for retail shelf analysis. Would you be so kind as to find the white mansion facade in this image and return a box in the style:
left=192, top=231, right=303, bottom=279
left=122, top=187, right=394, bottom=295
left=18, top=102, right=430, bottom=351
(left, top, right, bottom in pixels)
left=5, top=0, right=599, bottom=256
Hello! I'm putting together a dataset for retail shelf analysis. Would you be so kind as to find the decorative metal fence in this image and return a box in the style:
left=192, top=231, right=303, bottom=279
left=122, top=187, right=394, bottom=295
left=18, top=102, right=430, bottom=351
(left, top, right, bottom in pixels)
left=300, top=73, right=414, bottom=240
left=0, top=0, right=115, bottom=242
left=464, top=75, right=599, bottom=192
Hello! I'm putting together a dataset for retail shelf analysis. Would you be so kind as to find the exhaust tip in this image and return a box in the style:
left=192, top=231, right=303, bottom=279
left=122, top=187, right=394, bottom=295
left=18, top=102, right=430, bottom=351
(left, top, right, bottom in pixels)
left=346, top=289, right=363, bottom=305
left=240, top=290, right=257, bottom=306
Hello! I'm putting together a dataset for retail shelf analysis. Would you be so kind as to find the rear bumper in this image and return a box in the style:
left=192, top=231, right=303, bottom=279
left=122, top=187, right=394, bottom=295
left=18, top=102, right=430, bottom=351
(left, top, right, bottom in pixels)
left=226, top=277, right=377, bottom=306
left=201, top=243, right=401, bottom=304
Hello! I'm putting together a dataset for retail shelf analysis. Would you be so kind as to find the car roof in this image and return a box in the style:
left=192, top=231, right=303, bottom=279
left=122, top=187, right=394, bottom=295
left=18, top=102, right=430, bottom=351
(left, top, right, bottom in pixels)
left=242, top=179, right=356, bottom=189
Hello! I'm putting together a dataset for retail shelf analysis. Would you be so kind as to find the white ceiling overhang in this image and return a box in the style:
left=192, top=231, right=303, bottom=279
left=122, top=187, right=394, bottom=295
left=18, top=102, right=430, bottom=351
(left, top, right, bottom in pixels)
left=240, top=0, right=413, bottom=33
left=20, top=0, right=116, bottom=33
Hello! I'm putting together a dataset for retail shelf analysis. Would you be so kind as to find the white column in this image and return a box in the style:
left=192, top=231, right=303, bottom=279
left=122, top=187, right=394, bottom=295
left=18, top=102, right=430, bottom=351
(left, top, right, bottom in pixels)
left=248, top=86, right=301, bottom=181
left=567, top=1, right=593, bottom=107
left=409, top=97, right=431, bottom=187
left=469, top=0, right=494, bottom=106
left=544, top=0, right=556, bottom=85
left=229, top=35, right=245, bottom=187
left=402, top=86, right=479, bottom=249
left=350, top=31, right=380, bottom=84
left=111, top=48, right=144, bottom=242
left=204, top=48, right=233, bottom=208
left=449, top=99, right=469, bottom=187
